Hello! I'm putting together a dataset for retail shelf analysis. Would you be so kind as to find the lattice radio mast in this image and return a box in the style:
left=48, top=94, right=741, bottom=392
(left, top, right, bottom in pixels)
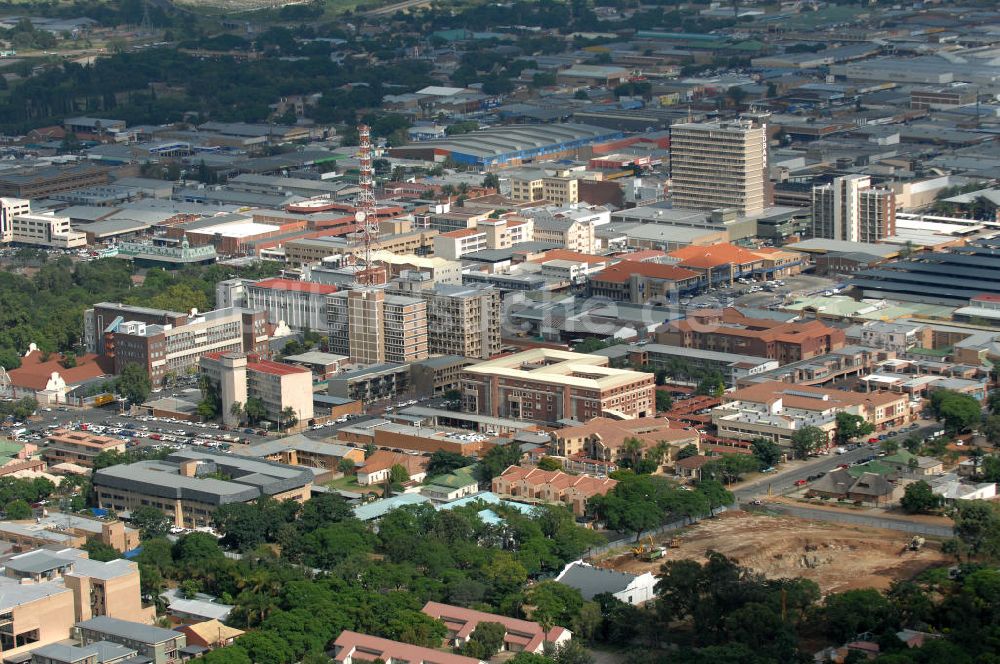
left=354, top=123, right=380, bottom=285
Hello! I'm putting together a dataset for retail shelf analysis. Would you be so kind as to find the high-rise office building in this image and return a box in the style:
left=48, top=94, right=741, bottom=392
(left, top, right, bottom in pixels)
left=419, top=284, right=502, bottom=360
left=327, top=289, right=428, bottom=364
left=669, top=118, right=767, bottom=215
left=811, top=175, right=896, bottom=242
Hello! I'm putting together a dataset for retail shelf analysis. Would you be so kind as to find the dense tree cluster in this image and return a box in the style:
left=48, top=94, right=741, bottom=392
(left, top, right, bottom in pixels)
left=588, top=472, right=732, bottom=541
left=0, top=258, right=280, bottom=369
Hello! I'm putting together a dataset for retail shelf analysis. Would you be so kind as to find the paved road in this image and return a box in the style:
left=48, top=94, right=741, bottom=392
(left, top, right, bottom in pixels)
left=757, top=503, right=954, bottom=538
left=732, top=445, right=875, bottom=502
left=362, top=0, right=430, bottom=16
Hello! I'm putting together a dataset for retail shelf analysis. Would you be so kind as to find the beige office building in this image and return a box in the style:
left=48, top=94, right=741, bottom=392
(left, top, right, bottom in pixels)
left=327, top=289, right=428, bottom=364
left=418, top=284, right=501, bottom=360
left=669, top=118, right=767, bottom=215
left=0, top=548, right=154, bottom=661
left=811, top=175, right=896, bottom=243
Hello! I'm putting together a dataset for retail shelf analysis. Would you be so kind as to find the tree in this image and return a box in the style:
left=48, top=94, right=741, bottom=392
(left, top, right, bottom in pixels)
left=462, top=622, right=506, bottom=659
left=981, top=415, right=1000, bottom=446
left=655, top=390, right=673, bottom=412
left=822, top=588, right=896, bottom=642
left=881, top=438, right=899, bottom=455
left=525, top=581, right=584, bottom=631
left=987, top=389, right=1000, bottom=416
left=131, top=506, right=172, bottom=540
left=389, top=464, right=409, bottom=484
left=230, top=401, right=244, bottom=425
left=834, top=412, right=874, bottom=446
left=5, top=499, right=31, bottom=520
left=537, top=457, right=562, bottom=471
left=426, top=451, right=468, bottom=476
left=244, top=398, right=266, bottom=425
left=931, top=390, right=983, bottom=434
left=702, top=454, right=760, bottom=485
left=482, top=173, right=500, bottom=189
left=792, top=426, right=828, bottom=458
left=676, top=444, right=699, bottom=461
left=476, top=443, right=522, bottom=483
left=900, top=481, right=941, bottom=514
left=696, top=479, right=733, bottom=513
left=751, top=438, right=782, bottom=467
left=338, top=457, right=356, bottom=475
left=280, top=407, right=298, bottom=431
left=60, top=352, right=77, bottom=369
left=951, top=500, right=1000, bottom=561
left=83, top=537, right=120, bottom=562
left=118, top=362, right=152, bottom=405
left=695, top=372, right=725, bottom=397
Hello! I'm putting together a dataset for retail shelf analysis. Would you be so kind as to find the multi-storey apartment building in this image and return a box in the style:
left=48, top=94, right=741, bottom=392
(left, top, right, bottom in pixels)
left=416, top=284, right=501, bottom=360
left=432, top=218, right=533, bottom=260
left=327, top=289, right=428, bottom=364
left=811, top=175, right=895, bottom=243
left=669, top=118, right=767, bottom=215
left=508, top=170, right=581, bottom=205
left=84, top=303, right=270, bottom=386
left=200, top=353, right=314, bottom=428
left=245, top=278, right=337, bottom=331
left=462, top=349, right=655, bottom=423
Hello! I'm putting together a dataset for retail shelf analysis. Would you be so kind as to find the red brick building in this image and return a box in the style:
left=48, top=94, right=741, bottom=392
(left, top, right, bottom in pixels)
left=657, top=308, right=845, bottom=364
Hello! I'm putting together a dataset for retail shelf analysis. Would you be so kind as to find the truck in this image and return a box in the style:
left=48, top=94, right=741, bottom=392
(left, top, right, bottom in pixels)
left=8, top=428, right=26, bottom=439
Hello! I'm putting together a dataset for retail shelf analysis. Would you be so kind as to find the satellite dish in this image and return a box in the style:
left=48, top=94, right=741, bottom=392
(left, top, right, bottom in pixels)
left=355, top=211, right=366, bottom=223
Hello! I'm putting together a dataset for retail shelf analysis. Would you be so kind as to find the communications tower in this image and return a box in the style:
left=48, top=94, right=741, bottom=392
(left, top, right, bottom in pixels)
left=354, top=124, right=380, bottom=285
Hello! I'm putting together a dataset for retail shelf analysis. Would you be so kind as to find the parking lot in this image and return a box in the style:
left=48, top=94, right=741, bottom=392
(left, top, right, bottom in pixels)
left=683, top=274, right=842, bottom=311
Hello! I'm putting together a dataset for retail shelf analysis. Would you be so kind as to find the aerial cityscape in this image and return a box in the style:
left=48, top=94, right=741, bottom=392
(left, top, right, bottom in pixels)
left=0, top=0, right=999, bottom=662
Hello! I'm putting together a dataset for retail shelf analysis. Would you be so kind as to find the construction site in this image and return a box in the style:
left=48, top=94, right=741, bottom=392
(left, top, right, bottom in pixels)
left=595, top=510, right=951, bottom=595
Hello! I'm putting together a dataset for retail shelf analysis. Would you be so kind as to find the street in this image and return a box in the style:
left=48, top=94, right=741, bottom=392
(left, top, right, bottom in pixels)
left=732, top=445, right=875, bottom=502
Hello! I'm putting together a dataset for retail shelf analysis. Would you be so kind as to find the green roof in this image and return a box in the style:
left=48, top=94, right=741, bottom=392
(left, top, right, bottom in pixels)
left=0, top=440, right=24, bottom=460
left=882, top=450, right=917, bottom=465
left=848, top=461, right=894, bottom=478
left=426, top=466, right=478, bottom=489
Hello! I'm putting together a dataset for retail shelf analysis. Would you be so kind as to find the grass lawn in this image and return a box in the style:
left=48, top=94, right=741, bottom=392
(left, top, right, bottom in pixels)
left=326, top=475, right=382, bottom=496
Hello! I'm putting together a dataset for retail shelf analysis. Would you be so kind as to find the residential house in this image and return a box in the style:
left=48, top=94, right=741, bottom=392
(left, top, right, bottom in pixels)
left=554, top=561, right=656, bottom=605
left=421, top=602, right=571, bottom=654
left=491, top=465, right=617, bottom=516
left=356, top=450, right=429, bottom=486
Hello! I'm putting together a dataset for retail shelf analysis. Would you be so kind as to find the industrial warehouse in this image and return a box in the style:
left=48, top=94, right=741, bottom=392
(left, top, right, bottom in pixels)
left=389, top=123, right=625, bottom=168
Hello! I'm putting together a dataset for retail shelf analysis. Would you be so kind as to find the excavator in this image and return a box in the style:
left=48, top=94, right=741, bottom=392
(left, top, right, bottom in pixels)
left=632, top=535, right=673, bottom=561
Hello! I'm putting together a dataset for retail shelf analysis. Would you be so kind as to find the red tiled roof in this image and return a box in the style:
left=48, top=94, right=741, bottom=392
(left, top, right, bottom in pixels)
left=253, top=278, right=338, bottom=294
left=7, top=351, right=113, bottom=391
left=441, top=227, right=484, bottom=239
left=333, top=631, right=480, bottom=664
left=668, top=243, right=762, bottom=269
left=591, top=261, right=699, bottom=284
left=247, top=360, right=310, bottom=376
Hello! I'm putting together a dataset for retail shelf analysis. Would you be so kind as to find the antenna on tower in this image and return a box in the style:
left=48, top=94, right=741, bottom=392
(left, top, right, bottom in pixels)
left=354, top=123, right=380, bottom=286
left=139, top=0, right=154, bottom=36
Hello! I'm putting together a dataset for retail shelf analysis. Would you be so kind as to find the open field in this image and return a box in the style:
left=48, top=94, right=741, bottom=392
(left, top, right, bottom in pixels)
left=595, top=510, right=950, bottom=595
